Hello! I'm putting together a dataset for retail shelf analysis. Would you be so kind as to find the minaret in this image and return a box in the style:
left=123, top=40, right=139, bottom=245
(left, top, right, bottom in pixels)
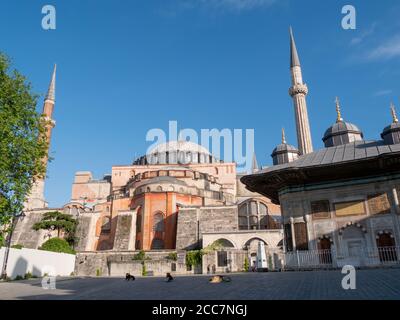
left=42, top=64, right=56, bottom=164
left=25, top=65, right=56, bottom=210
left=288, top=27, right=313, bottom=155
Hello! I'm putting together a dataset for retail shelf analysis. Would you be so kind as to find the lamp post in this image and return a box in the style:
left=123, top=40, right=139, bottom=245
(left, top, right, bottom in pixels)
left=1, top=212, right=26, bottom=280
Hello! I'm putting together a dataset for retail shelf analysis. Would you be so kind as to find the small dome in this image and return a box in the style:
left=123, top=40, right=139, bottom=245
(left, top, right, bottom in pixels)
left=381, top=122, right=400, bottom=145
left=272, top=143, right=299, bottom=154
left=271, top=128, right=300, bottom=165
left=271, top=143, right=300, bottom=166
left=322, top=121, right=364, bottom=147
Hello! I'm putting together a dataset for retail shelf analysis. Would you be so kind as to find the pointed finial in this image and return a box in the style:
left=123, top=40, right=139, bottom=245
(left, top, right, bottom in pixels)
left=335, top=97, right=343, bottom=122
left=45, top=64, right=56, bottom=102
left=289, top=26, right=301, bottom=67
left=281, top=127, right=287, bottom=144
left=391, top=102, right=398, bottom=123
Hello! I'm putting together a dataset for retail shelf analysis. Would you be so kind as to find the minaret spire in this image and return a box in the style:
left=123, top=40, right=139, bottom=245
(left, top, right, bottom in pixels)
left=391, top=102, right=398, bottom=123
left=288, top=27, right=313, bottom=155
left=45, top=64, right=56, bottom=102
left=335, top=97, right=343, bottom=122
left=289, top=27, right=301, bottom=68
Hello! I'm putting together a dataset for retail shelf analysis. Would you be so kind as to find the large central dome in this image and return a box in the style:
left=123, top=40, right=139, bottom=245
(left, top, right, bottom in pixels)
left=149, top=141, right=211, bottom=155
left=133, top=140, right=219, bottom=165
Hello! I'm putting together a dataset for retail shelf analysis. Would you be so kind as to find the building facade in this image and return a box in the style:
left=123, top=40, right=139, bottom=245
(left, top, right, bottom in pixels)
left=12, top=69, right=283, bottom=275
left=242, top=30, right=400, bottom=269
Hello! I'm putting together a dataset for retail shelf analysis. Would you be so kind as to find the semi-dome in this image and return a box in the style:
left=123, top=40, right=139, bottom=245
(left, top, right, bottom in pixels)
left=381, top=104, right=400, bottom=145
left=133, top=140, right=219, bottom=165
left=271, top=128, right=300, bottom=165
left=322, top=98, right=364, bottom=147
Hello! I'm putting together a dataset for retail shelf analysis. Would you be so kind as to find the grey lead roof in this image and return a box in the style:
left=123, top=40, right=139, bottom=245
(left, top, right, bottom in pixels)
left=260, top=140, right=400, bottom=173
left=323, top=121, right=363, bottom=141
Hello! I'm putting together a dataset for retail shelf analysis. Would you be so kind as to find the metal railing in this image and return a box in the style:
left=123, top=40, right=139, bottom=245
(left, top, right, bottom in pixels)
left=283, top=246, right=400, bottom=270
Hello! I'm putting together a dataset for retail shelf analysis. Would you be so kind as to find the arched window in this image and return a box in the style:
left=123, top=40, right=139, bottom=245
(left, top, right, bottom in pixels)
left=153, top=212, right=164, bottom=232
left=376, top=232, right=397, bottom=262
left=259, top=203, right=268, bottom=216
left=156, top=186, right=163, bottom=192
left=249, top=201, right=257, bottom=215
left=238, top=200, right=275, bottom=231
left=239, top=216, right=248, bottom=230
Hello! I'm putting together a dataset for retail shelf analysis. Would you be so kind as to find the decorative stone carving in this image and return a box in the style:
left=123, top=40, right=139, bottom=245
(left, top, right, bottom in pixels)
left=289, top=84, right=308, bottom=97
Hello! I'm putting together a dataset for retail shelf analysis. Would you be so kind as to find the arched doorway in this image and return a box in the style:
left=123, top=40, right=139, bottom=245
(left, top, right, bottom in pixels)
left=209, top=239, right=235, bottom=272
left=244, top=238, right=268, bottom=271
left=340, top=224, right=367, bottom=267
left=318, top=237, right=332, bottom=264
left=376, top=232, right=397, bottom=262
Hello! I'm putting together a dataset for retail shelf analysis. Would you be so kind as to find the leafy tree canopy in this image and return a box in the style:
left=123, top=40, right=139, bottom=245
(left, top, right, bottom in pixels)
left=0, top=53, right=49, bottom=239
left=33, top=211, right=77, bottom=238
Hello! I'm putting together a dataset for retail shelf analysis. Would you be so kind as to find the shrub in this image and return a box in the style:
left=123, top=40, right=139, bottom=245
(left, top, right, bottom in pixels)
left=133, top=250, right=151, bottom=261
left=186, top=250, right=203, bottom=267
left=243, top=257, right=249, bottom=272
left=14, top=275, right=24, bottom=281
left=24, top=272, right=33, bottom=280
left=133, top=250, right=145, bottom=261
left=39, top=237, right=75, bottom=254
left=166, top=252, right=177, bottom=261
left=11, top=244, right=23, bottom=249
left=142, top=263, right=147, bottom=276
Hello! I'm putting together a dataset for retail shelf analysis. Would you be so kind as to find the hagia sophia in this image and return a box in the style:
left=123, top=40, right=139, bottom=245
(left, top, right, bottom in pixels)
left=11, top=28, right=400, bottom=275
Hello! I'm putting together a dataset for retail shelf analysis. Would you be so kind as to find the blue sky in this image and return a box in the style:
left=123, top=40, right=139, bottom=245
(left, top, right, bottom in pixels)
left=1, top=0, right=400, bottom=207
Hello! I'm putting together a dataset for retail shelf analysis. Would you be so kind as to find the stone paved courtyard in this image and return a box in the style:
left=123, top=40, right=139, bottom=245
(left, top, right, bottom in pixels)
left=1, top=269, right=400, bottom=300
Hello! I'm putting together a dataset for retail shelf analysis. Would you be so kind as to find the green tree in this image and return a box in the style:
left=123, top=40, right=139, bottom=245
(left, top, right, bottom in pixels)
left=0, top=53, right=49, bottom=241
left=33, top=211, right=77, bottom=239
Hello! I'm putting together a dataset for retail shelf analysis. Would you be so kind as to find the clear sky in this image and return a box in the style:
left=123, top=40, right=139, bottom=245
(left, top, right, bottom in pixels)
left=1, top=0, right=399, bottom=207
